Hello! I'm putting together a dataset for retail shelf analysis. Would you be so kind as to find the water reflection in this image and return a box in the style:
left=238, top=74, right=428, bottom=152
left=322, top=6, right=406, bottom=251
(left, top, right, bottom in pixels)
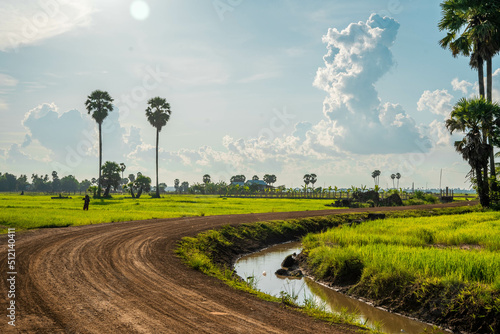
left=234, top=242, right=443, bottom=334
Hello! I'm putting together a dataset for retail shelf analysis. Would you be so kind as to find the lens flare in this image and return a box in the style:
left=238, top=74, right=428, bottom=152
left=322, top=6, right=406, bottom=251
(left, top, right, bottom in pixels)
left=130, top=0, right=150, bottom=21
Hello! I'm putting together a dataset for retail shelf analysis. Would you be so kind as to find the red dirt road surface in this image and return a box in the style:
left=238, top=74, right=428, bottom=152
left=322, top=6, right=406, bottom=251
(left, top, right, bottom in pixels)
left=0, top=201, right=476, bottom=333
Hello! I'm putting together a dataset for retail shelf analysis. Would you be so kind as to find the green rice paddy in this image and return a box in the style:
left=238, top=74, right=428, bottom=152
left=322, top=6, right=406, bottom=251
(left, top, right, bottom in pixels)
left=0, top=193, right=340, bottom=232
left=303, top=211, right=500, bottom=288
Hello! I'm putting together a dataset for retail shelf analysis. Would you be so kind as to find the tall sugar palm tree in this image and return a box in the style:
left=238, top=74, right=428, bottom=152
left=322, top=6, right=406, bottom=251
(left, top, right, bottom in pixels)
left=203, top=174, right=211, bottom=184
left=439, top=0, right=500, bottom=98
left=396, top=172, right=401, bottom=189
left=303, top=174, right=311, bottom=190
left=446, top=97, right=500, bottom=207
left=85, top=90, right=114, bottom=197
left=146, top=97, right=172, bottom=198
left=439, top=0, right=500, bottom=180
left=390, top=174, right=396, bottom=189
left=310, top=173, right=317, bottom=190
left=371, top=170, right=381, bottom=186
left=120, top=163, right=126, bottom=179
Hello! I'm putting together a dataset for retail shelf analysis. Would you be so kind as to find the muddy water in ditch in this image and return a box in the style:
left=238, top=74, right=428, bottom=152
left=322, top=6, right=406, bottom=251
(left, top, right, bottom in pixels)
left=234, top=242, right=442, bottom=334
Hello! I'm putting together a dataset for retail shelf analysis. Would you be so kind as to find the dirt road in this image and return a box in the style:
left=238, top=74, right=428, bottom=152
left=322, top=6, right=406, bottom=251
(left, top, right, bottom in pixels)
left=0, top=201, right=476, bottom=333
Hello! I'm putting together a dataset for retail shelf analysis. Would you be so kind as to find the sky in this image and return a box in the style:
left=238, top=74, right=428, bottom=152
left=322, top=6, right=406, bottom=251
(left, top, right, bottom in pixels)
left=1, top=0, right=499, bottom=190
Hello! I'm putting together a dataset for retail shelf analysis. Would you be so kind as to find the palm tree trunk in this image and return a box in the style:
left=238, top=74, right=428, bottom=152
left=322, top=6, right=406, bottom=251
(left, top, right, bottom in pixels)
left=156, top=128, right=160, bottom=198
left=487, top=57, right=497, bottom=192
left=481, top=164, right=490, bottom=207
left=478, top=57, right=485, bottom=98
left=98, top=123, right=102, bottom=198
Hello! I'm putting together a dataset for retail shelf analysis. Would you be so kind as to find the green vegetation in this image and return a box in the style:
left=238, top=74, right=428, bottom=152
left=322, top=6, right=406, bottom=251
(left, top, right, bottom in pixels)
left=0, top=193, right=343, bottom=232
left=302, top=211, right=500, bottom=333
left=145, top=96, right=172, bottom=198
left=439, top=1, right=500, bottom=208
left=85, top=89, right=114, bottom=198
left=176, top=205, right=480, bottom=332
left=176, top=213, right=381, bottom=332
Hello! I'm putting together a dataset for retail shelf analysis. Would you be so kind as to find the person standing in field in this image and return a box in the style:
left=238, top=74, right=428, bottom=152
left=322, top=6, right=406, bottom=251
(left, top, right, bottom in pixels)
left=83, top=195, right=90, bottom=210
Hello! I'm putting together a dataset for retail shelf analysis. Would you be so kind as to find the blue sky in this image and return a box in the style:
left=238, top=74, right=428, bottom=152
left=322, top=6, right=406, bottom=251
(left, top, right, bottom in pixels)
left=1, top=0, right=498, bottom=189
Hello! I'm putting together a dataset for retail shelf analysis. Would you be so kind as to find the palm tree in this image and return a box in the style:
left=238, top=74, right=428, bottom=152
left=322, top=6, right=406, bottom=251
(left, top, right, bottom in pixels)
left=85, top=90, right=114, bottom=197
left=145, top=97, right=172, bottom=198
left=396, top=173, right=401, bottom=189
left=303, top=174, right=311, bottom=196
left=446, top=97, right=500, bottom=207
left=310, top=173, right=317, bottom=190
left=174, top=179, right=180, bottom=193
left=119, top=163, right=126, bottom=179
left=203, top=174, right=211, bottom=184
left=371, top=170, right=381, bottom=186
left=439, top=0, right=500, bottom=180
left=390, top=174, right=396, bottom=189
left=439, top=0, right=500, bottom=99
left=263, top=174, right=276, bottom=186
left=252, top=175, right=259, bottom=180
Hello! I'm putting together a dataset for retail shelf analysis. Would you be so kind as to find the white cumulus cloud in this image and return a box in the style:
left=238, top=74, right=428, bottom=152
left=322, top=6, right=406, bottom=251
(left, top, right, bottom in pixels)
left=313, top=14, right=428, bottom=154
left=417, top=89, right=453, bottom=118
left=451, top=78, right=472, bottom=95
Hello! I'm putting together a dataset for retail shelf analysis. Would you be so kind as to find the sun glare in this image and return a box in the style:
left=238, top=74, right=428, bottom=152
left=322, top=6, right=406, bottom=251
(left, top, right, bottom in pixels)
left=130, top=0, right=150, bottom=21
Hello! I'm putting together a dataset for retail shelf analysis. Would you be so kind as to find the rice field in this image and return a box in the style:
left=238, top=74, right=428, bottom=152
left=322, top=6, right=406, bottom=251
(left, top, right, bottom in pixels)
left=303, top=211, right=500, bottom=287
left=0, top=193, right=341, bottom=232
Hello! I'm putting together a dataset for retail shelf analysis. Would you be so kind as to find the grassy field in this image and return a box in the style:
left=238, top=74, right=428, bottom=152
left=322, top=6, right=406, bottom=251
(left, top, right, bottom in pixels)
left=303, top=212, right=500, bottom=286
left=302, top=211, right=500, bottom=332
left=0, top=193, right=341, bottom=232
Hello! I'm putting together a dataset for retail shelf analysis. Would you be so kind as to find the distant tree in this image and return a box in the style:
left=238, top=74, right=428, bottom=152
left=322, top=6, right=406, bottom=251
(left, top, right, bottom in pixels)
left=91, top=177, right=97, bottom=185
left=303, top=174, right=311, bottom=189
left=396, top=173, right=401, bottom=188
left=100, top=161, right=121, bottom=197
left=371, top=170, right=381, bottom=186
left=203, top=174, right=211, bottom=184
left=79, top=179, right=91, bottom=194
left=85, top=90, right=114, bottom=197
left=263, top=174, right=277, bottom=187
left=230, top=175, right=246, bottom=183
left=51, top=171, right=61, bottom=193
left=180, top=181, right=189, bottom=193
left=158, top=182, right=167, bottom=193
left=61, top=175, right=79, bottom=194
left=124, top=174, right=152, bottom=198
left=391, top=174, right=396, bottom=189
left=31, top=174, right=50, bottom=192
left=0, top=173, right=17, bottom=192
left=16, top=174, right=28, bottom=192
left=119, top=163, right=126, bottom=179
left=134, top=174, right=151, bottom=198
left=120, top=178, right=129, bottom=189
left=252, top=175, right=259, bottom=180
left=310, top=174, right=317, bottom=190
left=174, top=179, right=180, bottom=193
left=145, top=96, right=172, bottom=198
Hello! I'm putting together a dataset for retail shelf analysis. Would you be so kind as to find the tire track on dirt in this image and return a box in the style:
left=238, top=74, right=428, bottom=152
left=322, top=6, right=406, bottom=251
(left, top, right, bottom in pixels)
left=0, top=202, right=475, bottom=333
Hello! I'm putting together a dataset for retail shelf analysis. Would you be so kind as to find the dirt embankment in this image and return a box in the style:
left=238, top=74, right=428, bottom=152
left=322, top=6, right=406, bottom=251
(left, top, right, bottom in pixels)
left=0, top=201, right=477, bottom=333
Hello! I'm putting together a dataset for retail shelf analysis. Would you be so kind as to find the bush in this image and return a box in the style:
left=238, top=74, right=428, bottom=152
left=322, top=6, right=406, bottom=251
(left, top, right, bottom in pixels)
left=405, top=198, right=425, bottom=206
left=424, top=194, right=438, bottom=204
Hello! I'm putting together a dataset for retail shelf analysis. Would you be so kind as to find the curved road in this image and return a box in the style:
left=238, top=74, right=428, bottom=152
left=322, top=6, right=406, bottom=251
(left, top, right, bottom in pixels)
left=0, top=202, right=475, bottom=333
